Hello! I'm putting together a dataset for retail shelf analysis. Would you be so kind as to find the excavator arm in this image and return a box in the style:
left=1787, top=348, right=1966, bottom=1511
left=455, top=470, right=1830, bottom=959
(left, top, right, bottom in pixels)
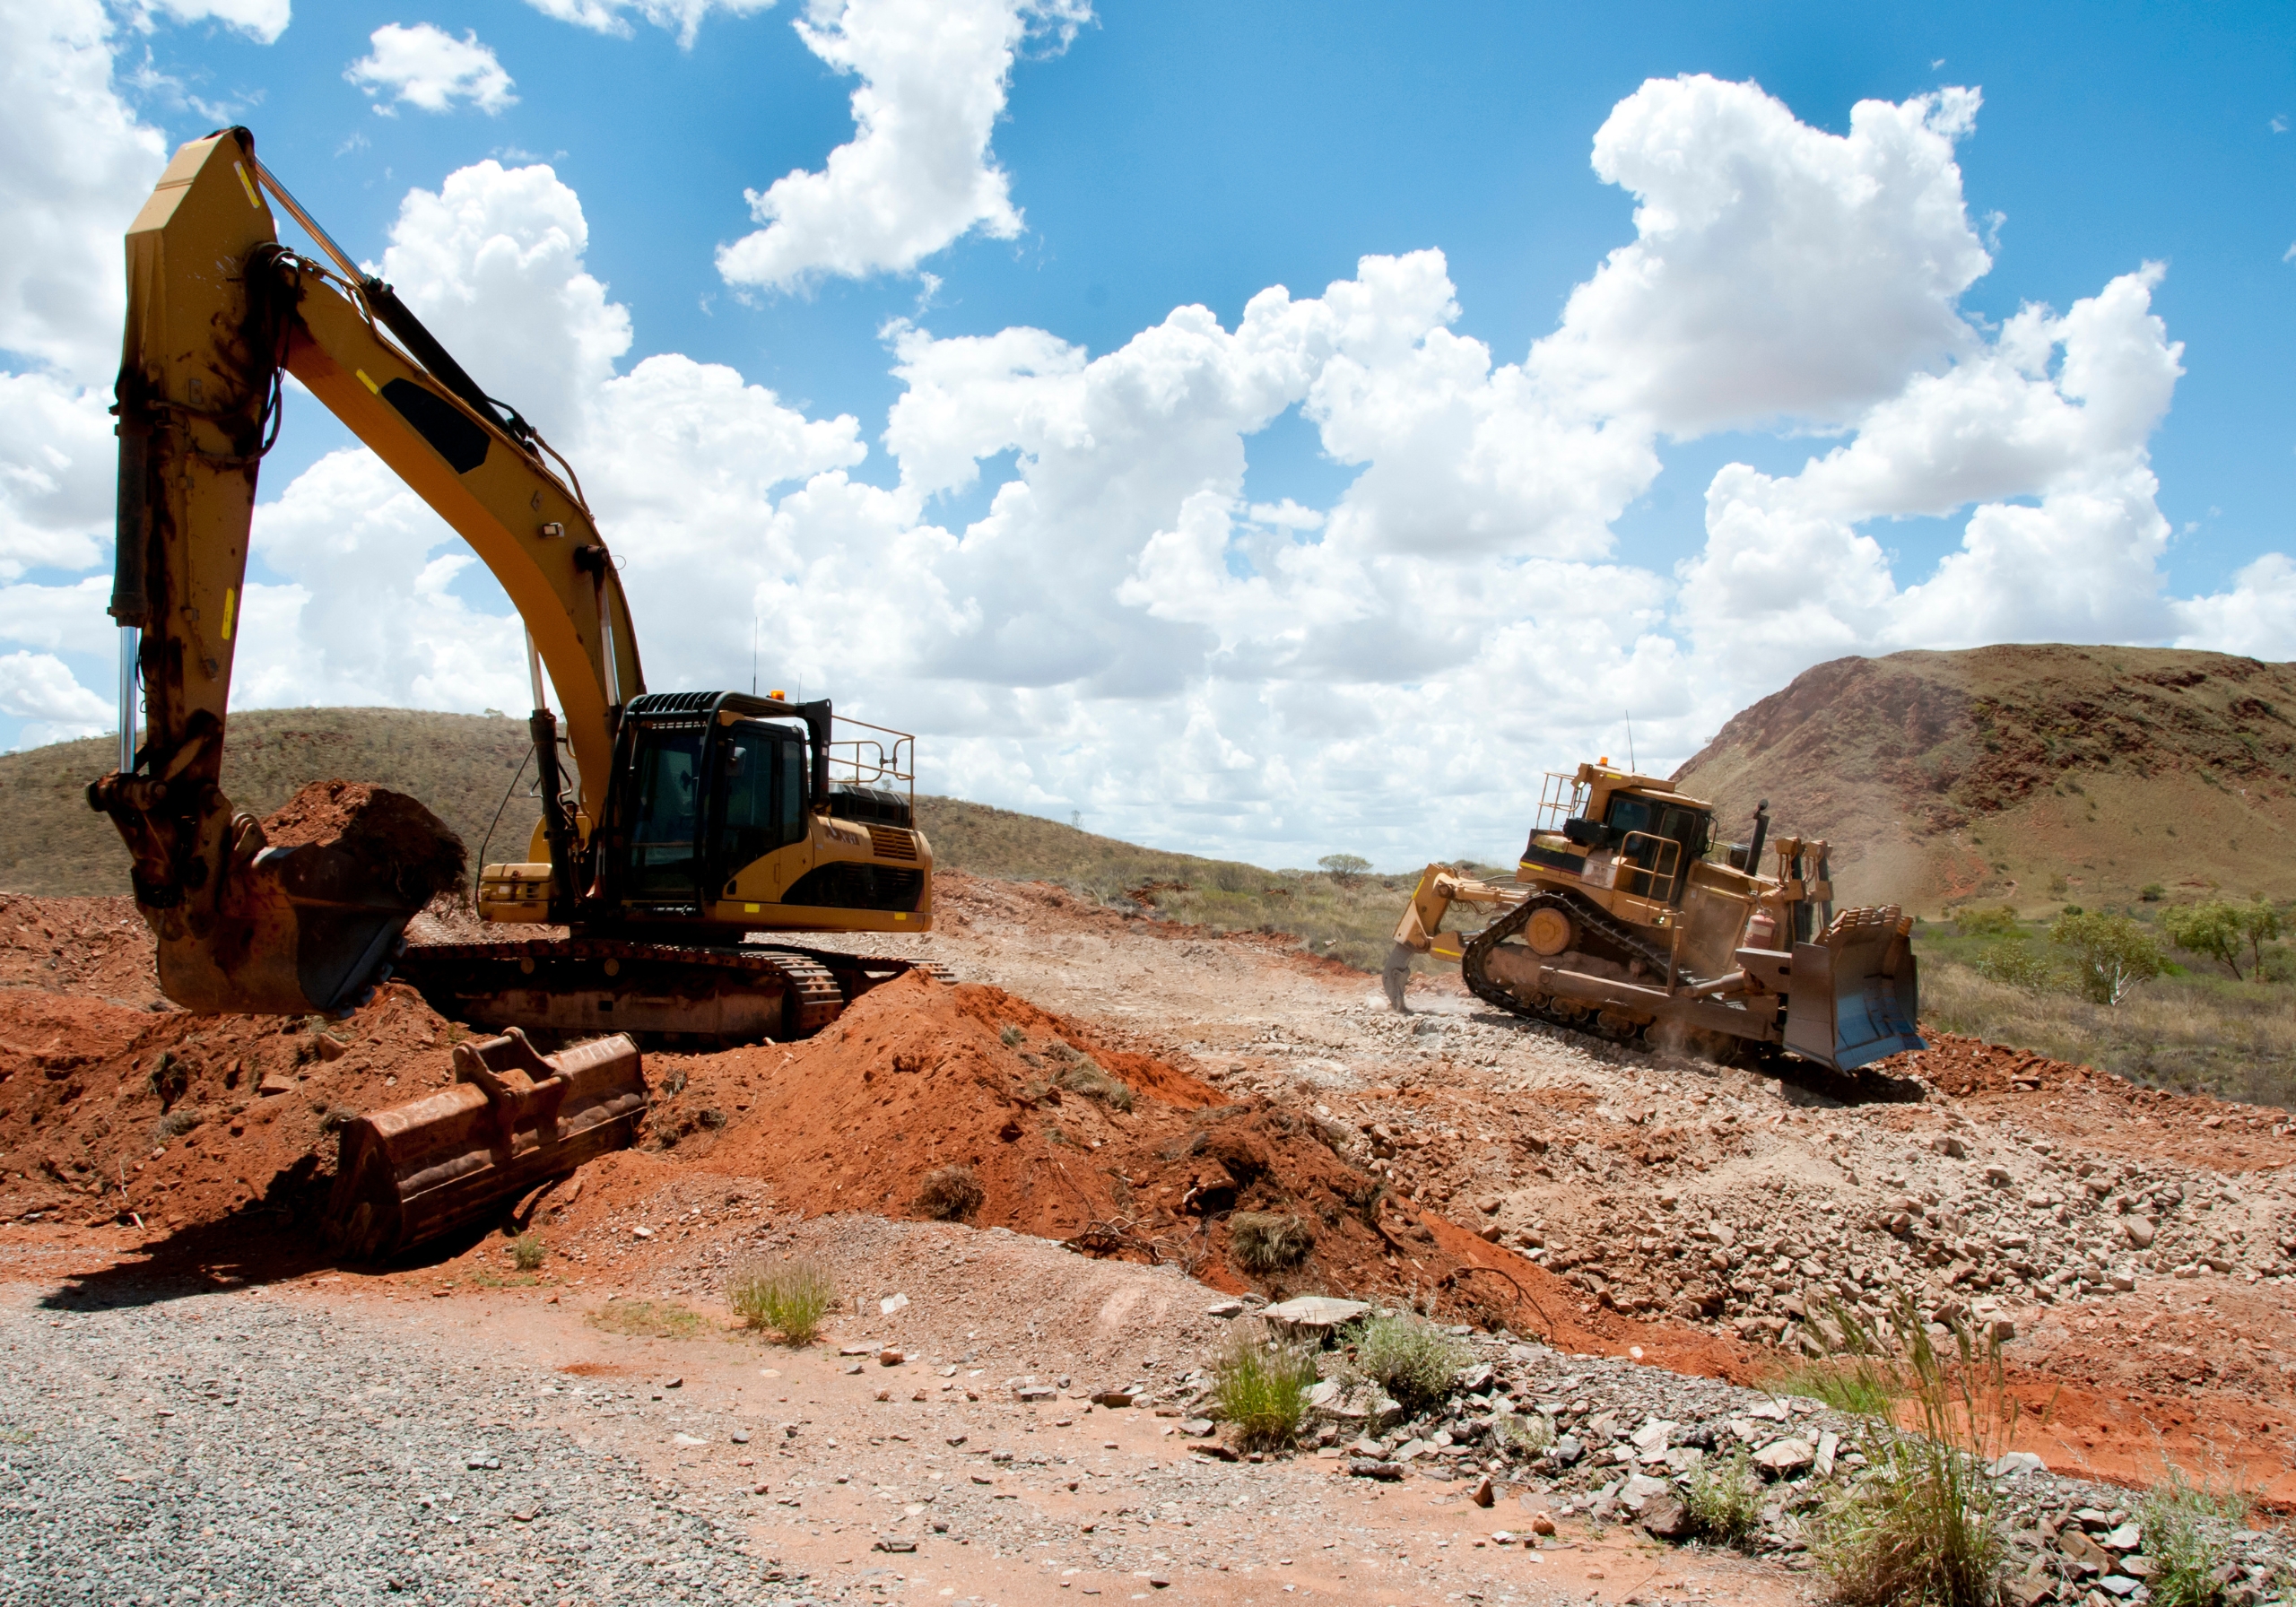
left=89, top=126, right=640, bottom=1014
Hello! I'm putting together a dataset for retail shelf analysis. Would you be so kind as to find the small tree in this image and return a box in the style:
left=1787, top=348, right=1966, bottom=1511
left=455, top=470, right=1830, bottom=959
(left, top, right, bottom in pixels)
left=1317, top=853, right=1371, bottom=885
left=2049, top=910, right=2164, bottom=1004
left=2162, top=899, right=2283, bottom=982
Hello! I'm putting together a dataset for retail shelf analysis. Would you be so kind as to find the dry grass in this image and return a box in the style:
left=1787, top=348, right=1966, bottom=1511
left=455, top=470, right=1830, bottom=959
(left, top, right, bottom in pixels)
left=1213, top=1338, right=1318, bottom=1453
left=1813, top=1298, right=2024, bottom=1607
left=727, top=1258, right=834, bottom=1344
left=1920, top=952, right=2296, bottom=1107
left=2138, top=1464, right=2253, bottom=1607
left=1350, top=1315, right=1473, bottom=1412
left=509, top=1234, right=546, bottom=1272
left=1683, top=1446, right=1763, bottom=1546
left=1228, top=1212, right=1315, bottom=1273
left=913, top=1164, right=985, bottom=1221
left=586, top=1298, right=709, bottom=1340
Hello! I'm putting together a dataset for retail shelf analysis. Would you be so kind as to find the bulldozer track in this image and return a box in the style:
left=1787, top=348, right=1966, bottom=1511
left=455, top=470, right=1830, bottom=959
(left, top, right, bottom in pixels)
left=1460, top=890, right=1677, bottom=1046
left=396, top=938, right=951, bottom=1047
left=1457, top=893, right=1924, bottom=1104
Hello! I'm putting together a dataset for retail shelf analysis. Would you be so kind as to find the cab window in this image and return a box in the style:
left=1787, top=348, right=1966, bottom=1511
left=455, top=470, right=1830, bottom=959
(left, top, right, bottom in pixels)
left=717, top=720, right=808, bottom=876
left=625, top=724, right=706, bottom=896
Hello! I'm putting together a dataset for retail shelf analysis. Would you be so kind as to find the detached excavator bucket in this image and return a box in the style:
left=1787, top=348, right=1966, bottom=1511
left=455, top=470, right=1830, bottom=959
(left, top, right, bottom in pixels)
left=1783, top=906, right=1926, bottom=1073
left=324, top=1028, right=647, bottom=1262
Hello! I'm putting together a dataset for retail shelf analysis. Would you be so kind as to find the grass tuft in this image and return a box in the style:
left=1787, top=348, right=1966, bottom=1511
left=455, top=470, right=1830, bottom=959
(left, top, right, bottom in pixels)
left=586, top=1299, right=708, bottom=1340
left=1813, top=1295, right=2022, bottom=1607
left=727, top=1258, right=834, bottom=1345
left=1228, top=1211, right=1315, bottom=1273
left=1683, top=1446, right=1763, bottom=1546
left=914, top=1163, right=986, bottom=1221
left=2139, top=1464, right=2252, bottom=1607
left=510, top=1233, right=546, bottom=1272
left=1048, top=1044, right=1135, bottom=1111
left=1214, top=1338, right=1318, bottom=1453
left=1351, top=1314, right=1473, bottom=1413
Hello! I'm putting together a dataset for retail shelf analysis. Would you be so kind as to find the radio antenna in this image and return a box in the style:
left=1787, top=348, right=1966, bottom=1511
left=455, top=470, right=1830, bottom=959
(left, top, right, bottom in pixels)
left=1625, top=711, right=1636, bottom=773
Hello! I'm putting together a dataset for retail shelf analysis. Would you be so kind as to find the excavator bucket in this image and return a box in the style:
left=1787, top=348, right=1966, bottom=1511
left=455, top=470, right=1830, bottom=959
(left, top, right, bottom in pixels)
left=324, top=1028, right=647, bottom=1262
left=1783, top=907, right=1925, bottom=1074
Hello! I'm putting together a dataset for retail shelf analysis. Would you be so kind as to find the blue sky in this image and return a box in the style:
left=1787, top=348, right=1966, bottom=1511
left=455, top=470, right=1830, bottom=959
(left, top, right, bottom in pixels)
left=2, top=0, right=2292, bottom=863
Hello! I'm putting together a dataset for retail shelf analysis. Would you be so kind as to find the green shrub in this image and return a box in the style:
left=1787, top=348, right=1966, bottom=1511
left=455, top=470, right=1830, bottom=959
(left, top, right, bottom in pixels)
left=1952, top=904, right=2022, bottom=938
left=2139, top=1465, right=2251, bottom=1607
left=1228, top=1212, right=1315, bottom=1273
left=510, top=1234, right=546, bottom=1272
left=1972, top=939, right=2061, bottom=995
left=2050, top=909, right=2167, bottom=1004
left=914, top=1164, right=985, bottom=1220
left=1351, top=1315, right=1473, bottom=1412
left=1765, top=1358, right=1900, bottom=1419
left=727, top=1259, right=834, bottom=1344
left=2164, top=899, right=2284, bottom=983
left=999, top=1024, right=1024, bottom=1047
left=1213, top=1338, right=1318, bottom=1452
left=2141, top=883, right=2167, bottom=902
left=1814, top=1298, right=2020, bottom=1607
left=1683, top=1446, right=1762, bottom=1545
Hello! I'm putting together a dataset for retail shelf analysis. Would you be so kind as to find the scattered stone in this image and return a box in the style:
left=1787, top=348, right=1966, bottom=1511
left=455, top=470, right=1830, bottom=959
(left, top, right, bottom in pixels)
left=1641, top=1496, right=1692, bottom=1540
left=880, top=1348, right=906, bottom=1366
left=1180, top=1419, right=1215, bottom=1437
left=1347, top=1460, right=1404, bottom=1481
left=1204, top=1299, right=1246, bottom=1319
left=1091, top=1389, right=1136, bottom=1408
left=1259, top=1296, right=1370, bottom=1339
left=1469, top=1474, right=1494, bottom=1507
left=1990, top=1452, right=2047, bottom=1477
left=872, top=1539, right=918, bottom=1553
left=880, top=1293, right=910, bottom=1316
left=1752, top=1438, right=1814, bottom=1478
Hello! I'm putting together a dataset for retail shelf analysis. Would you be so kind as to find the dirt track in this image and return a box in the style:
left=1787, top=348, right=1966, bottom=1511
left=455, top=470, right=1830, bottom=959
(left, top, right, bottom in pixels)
left=3, top=872, right=2294, bottom=1600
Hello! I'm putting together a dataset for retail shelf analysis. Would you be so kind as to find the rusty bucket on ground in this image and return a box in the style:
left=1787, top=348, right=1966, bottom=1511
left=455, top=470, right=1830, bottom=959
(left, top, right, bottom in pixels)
left=324, top=1027, right=647, bottom=1261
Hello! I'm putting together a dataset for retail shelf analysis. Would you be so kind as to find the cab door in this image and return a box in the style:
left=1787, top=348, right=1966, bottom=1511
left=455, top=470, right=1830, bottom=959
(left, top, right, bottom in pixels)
left=708, top=718, right=811, bottom=901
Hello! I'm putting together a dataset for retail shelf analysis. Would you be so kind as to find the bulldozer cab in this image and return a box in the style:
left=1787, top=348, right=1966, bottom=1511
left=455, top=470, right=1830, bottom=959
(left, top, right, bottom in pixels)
left=1524, top=764, right=1713, bottom=910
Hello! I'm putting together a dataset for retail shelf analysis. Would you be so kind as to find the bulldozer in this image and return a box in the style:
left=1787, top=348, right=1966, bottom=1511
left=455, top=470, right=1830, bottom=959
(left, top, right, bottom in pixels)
left=86, top=127, right=948, bottom=1255
left=1386, top=760, right=1923, bottom=1079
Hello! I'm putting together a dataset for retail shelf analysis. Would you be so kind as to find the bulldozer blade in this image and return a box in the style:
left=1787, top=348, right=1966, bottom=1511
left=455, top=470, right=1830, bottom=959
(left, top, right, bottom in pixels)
left=324, top=1028, right=646, bottom=1262
left=1783, top=906, right=1925, bottom=1073
left=158, top=841, right=424, bottom=1017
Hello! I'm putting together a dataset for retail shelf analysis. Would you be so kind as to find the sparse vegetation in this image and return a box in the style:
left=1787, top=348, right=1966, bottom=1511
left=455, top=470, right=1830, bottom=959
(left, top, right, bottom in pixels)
left=1228, top=1211, right=1314, bottom=1273
left=2139, top=1464, right=2253, bottom=1607
left=1764, top=1356, right=1900, bottom=1419
left=1350, top=1314, right=1473, bottom=1412
left=727, top=1259, right=835, bottom=1344
left=510, top=1234, right=546, bottom=1271
left=2163, top=898, right=2284, bottom=982
left=586, top=1298, right=709, bottom=1340
left=1813, top=1299, right=2022, bottom=1607
left=913, top=1163, right=985, bottom=1221
left=1048, top=1044, right=1135, bottom=1111
left=1916, top=908, right=2296, bottom=1108
left=2050, top=909, right=2167, bottom=1003
left=1213, top=1337, right=1318, bottom=1452
left=1492, top=1409, right=1553, bottom=1457
left=1683, top=1446, right=1763, bottom=1546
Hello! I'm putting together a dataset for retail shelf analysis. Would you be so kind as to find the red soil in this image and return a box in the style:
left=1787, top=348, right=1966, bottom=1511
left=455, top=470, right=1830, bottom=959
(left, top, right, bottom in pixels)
left=259, top=780, right=465, bottom=907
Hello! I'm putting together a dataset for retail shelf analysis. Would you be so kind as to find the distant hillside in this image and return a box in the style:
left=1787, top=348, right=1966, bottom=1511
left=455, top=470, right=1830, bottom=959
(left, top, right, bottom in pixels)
left=1672, top=645, right=2296, bottom=915
left=0, top=708, right=1274, bottom=899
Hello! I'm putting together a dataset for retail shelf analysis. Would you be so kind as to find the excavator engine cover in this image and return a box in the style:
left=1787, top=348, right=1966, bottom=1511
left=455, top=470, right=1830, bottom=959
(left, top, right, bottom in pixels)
left=324, top=1028, right=646, bottom=1261
left=1782, top=906, right=1923, bottom=1073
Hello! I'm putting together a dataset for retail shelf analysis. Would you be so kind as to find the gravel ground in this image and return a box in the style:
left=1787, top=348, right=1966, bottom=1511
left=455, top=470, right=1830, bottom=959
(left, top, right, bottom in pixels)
left=0, top=1282, right=797, bottom=1607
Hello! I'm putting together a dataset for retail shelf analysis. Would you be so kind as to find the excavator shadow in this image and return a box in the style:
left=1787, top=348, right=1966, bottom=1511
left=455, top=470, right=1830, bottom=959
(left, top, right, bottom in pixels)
left=35, top=1202, right=527, bottom=1313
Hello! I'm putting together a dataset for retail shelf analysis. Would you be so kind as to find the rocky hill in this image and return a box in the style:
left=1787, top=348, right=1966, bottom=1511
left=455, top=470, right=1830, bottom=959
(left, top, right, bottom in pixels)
left=1672, top=644, right=2296, bottom=914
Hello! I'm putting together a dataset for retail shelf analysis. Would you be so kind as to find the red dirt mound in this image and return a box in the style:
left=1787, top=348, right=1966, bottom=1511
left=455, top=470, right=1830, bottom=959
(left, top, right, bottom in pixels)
left=1885, top=1030, right=2296, bottom=1173
left=618, top=971, right=1748, bottom=1362
left=0, top=975, right=459, bottom=1234
left=259, top=780, right=466, bottom=907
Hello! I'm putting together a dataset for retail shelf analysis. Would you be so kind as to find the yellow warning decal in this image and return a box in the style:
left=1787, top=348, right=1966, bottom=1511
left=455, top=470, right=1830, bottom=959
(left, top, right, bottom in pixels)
left=232, top=162, right=261, bottom=210
left=221, top=587, right=236, bottom=642
left=355, top=369, right=379, bottom=394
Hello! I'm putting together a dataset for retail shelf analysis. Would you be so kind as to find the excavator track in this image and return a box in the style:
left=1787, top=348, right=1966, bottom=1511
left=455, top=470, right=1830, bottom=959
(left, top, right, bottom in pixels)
left=396, top=938, right=953, bottom=1049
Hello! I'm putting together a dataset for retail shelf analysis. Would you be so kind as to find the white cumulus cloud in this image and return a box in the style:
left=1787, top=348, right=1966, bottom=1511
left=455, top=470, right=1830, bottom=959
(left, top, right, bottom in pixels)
left=524, top=0, right=775, bottom=48
left=0, top=647, right=109, bottom=746
left=131, top=0, right=290, bottom=45
left=347, top=23, right=517, bottom=116
left=717, top=0, right=1091, bottom=291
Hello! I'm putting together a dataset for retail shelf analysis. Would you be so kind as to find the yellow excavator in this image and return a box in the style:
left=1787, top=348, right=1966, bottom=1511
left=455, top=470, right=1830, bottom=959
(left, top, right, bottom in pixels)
left=88, top=127, right=944, bottom=1252
left=1387, top=760, right=1923, bottom=1081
